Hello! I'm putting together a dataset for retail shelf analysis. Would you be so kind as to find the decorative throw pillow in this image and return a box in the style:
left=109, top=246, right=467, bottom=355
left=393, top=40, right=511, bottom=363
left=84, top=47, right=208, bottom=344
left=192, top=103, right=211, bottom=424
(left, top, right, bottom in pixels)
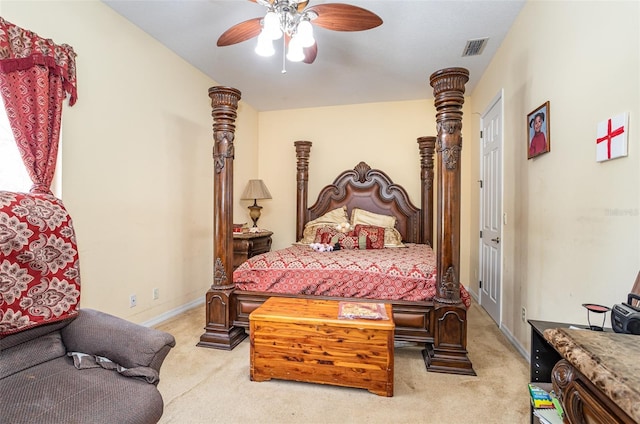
left=336, top=235, right=360, bottom=250
left=299, top=224, right=327, bottom=245
left=297, top=206, right=349, bottom=244
left=384, top=227, right=405, bottom=248
left=316, top=228, right=364, bottom=250
left=314, top=226, right=340, bottom=244
left=354, top=224, right=385, bottom=249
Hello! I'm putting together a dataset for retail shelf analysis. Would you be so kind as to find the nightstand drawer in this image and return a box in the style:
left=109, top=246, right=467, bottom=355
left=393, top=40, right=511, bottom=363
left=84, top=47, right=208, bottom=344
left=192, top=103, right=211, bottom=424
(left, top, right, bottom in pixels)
left=233, top=231, right=273, bottom=270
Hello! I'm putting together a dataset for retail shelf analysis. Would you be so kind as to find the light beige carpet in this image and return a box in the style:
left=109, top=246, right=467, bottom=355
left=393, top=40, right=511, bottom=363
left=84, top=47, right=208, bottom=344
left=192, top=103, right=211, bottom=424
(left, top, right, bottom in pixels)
left=155, top=300, right=529, bottom=424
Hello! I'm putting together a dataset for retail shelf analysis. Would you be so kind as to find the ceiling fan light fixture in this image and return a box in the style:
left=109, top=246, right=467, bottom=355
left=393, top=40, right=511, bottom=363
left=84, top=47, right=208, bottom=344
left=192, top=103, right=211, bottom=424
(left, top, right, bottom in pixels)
left=255, top=32, right=275, bottom=56
left=296, top=19, right=315, bottom=48
left=264, top=11, right=283, bottom=40
left=218, top=1, right=382, bottom=68
left=286, top=37, right=305, bottom=62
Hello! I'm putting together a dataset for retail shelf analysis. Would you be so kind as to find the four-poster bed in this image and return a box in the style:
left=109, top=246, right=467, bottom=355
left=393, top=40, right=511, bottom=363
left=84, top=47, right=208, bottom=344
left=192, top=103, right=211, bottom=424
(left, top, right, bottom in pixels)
left=198, top=67, right=475, bottom=376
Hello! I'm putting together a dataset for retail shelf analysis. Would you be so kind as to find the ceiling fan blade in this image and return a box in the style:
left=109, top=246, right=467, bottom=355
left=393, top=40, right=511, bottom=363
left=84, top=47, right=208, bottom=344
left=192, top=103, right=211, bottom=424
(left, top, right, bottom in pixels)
left=217, top=17, right=263, bottom=47
left=307, top=3, right=383, bottom=32
left=303, top=43, right=317, bottom=64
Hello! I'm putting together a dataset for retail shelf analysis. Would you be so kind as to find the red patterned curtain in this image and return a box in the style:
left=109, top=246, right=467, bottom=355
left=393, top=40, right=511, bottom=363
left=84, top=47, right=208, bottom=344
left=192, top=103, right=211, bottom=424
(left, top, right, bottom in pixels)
left=0, top=17, right=77, bottom=195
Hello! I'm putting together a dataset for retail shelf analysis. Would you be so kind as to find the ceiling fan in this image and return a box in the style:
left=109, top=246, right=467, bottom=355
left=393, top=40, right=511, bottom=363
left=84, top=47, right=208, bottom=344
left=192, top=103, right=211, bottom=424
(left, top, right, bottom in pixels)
left=217, top=0, right=383, bottom=66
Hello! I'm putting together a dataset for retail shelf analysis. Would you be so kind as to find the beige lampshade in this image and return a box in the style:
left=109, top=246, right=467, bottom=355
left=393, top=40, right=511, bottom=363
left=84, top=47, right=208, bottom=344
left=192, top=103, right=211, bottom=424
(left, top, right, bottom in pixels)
left=241, top=179, right=272, bottom=200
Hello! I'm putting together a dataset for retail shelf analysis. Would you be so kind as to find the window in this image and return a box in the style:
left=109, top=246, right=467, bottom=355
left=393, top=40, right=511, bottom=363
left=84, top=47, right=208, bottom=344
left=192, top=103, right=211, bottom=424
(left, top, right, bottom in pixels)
left=0, top=101, right=62, bottom=196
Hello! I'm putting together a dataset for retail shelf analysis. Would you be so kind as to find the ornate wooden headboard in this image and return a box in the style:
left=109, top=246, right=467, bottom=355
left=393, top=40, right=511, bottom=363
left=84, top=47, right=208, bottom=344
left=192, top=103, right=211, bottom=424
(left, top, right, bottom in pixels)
left=294, top=140, right=435, bottom=245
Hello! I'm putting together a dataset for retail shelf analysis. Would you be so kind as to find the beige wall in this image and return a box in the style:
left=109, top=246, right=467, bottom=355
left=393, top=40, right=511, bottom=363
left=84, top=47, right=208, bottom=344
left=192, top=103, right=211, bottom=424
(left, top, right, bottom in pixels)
left=470, top=0, right=640, bottom=351
left=1, top=1, right=260, bottom=323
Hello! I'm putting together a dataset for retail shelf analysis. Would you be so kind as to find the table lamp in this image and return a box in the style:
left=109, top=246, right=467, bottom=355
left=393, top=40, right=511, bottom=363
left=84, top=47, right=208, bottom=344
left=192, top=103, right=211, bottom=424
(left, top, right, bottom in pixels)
left=241, top=179, right=272, bottom=227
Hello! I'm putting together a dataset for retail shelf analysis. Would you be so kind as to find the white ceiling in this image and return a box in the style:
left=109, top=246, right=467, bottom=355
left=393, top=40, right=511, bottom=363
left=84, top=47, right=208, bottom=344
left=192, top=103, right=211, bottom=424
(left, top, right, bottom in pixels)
left=102, top=0, right=525, bottom=112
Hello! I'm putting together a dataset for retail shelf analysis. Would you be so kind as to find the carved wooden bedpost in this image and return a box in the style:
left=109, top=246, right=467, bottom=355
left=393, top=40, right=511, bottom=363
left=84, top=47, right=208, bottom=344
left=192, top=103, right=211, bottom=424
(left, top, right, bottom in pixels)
left=417, top=136, right=435, bottom=246
left=431, top=68, right=468, bottom=304
left=295, top=141, right=312, bottom=242
left=198, top=86, right=247, bottom=350
left=423, top=67, right=475, bottom=375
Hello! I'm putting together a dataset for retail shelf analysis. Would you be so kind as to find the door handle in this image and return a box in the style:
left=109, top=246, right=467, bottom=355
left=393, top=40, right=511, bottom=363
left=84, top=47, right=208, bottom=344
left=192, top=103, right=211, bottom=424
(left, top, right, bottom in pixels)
left=491, top=237, right=500, bottom=244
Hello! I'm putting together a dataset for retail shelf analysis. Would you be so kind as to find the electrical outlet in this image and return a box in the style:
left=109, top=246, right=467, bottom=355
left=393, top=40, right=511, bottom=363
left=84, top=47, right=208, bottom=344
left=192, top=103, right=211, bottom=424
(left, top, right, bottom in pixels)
left=152, top=288, right=159, bottom=300
left=129, top=294, right=137, bottom=308
left=521, top=307, right=526, bottom=323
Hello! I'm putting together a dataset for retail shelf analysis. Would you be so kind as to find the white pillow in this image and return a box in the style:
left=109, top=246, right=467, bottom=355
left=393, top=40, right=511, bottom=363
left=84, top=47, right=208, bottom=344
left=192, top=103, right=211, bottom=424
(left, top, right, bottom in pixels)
left=306, top=206, right=348, bottom=227
left=351, top=208, right=396, bottom=228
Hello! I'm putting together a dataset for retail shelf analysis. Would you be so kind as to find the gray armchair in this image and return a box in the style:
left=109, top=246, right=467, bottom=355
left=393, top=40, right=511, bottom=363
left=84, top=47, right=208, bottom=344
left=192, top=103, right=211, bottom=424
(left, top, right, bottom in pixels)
left=0, top=191, right=175, bottom=423
left=0, top=308, right=175, bottom=424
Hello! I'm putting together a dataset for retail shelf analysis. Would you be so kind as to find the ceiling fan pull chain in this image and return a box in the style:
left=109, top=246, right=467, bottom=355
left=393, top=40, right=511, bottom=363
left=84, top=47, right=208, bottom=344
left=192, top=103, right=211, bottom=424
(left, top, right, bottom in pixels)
left=281, top=36, right=287, bottom=74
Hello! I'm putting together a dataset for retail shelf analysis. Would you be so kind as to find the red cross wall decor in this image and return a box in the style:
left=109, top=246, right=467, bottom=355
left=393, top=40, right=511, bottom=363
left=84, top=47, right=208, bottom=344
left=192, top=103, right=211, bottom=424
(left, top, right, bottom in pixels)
left=596, top=112, right=628, bottom=162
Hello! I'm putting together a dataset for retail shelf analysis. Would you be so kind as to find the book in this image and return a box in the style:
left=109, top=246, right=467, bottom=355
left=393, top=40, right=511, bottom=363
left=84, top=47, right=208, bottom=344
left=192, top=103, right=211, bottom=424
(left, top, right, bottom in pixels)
left=338, top=302, right=389, bottom=320
left=533, top=408, right=563, bottom=424
left=528, top=384, right=554, bottom=408
left=551, top=396, right=564, bottom=417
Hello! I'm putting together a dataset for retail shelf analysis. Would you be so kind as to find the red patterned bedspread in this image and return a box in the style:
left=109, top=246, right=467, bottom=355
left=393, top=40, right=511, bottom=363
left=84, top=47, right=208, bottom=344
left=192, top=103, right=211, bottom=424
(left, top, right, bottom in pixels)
left=233, top=243, right=471, bottom=308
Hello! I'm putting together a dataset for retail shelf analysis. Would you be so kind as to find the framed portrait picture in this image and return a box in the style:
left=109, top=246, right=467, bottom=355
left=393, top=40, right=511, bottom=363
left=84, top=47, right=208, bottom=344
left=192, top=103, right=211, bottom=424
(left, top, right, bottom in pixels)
left=527, top=101, right=550, bottom=159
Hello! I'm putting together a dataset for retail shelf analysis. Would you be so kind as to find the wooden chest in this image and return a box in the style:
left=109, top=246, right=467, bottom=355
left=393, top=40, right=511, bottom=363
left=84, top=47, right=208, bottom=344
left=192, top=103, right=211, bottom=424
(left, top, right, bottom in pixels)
left=249, top=297, right=395, bottom=396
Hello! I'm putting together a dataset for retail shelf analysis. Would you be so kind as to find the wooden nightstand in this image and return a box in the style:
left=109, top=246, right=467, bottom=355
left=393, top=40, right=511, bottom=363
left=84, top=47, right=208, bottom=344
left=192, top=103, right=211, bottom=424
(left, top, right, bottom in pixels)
left=232, top=230, right=273, bottom=270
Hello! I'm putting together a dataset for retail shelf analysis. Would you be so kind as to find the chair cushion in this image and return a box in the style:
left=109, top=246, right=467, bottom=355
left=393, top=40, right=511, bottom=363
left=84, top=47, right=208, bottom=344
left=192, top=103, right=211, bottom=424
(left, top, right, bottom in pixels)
left=0, top=356, right=163, bottom=424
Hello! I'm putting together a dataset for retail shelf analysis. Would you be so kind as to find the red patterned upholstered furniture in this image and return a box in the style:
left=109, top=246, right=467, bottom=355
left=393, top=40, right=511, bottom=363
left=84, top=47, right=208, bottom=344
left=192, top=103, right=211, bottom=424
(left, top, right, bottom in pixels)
left=0, top=191, right=175, bottom=424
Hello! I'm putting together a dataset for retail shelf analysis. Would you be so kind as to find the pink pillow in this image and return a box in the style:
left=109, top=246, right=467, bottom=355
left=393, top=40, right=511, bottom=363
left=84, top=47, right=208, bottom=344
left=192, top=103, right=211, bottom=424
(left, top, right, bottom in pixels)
left=354, top=224, right=385, bottom=249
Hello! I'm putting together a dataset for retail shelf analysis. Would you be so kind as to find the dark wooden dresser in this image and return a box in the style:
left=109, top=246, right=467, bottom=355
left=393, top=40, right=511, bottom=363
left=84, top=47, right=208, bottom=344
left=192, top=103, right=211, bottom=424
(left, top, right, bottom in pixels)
left=544, top=327, right=639, bottom=423
left=232, top=230, right=272, bottom=270
left=530, top=320, right=640, bottom=423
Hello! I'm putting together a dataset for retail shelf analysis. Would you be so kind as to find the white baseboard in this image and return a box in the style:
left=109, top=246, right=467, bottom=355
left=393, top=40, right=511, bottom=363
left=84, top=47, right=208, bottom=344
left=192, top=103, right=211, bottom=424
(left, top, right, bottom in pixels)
left=468, top=289, right=479, bottom=302
left=500, top=323, right=529, bottom=362
left=141, top=297, right=204, bottom=328
left=469, top=290, right=528, bottom=361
